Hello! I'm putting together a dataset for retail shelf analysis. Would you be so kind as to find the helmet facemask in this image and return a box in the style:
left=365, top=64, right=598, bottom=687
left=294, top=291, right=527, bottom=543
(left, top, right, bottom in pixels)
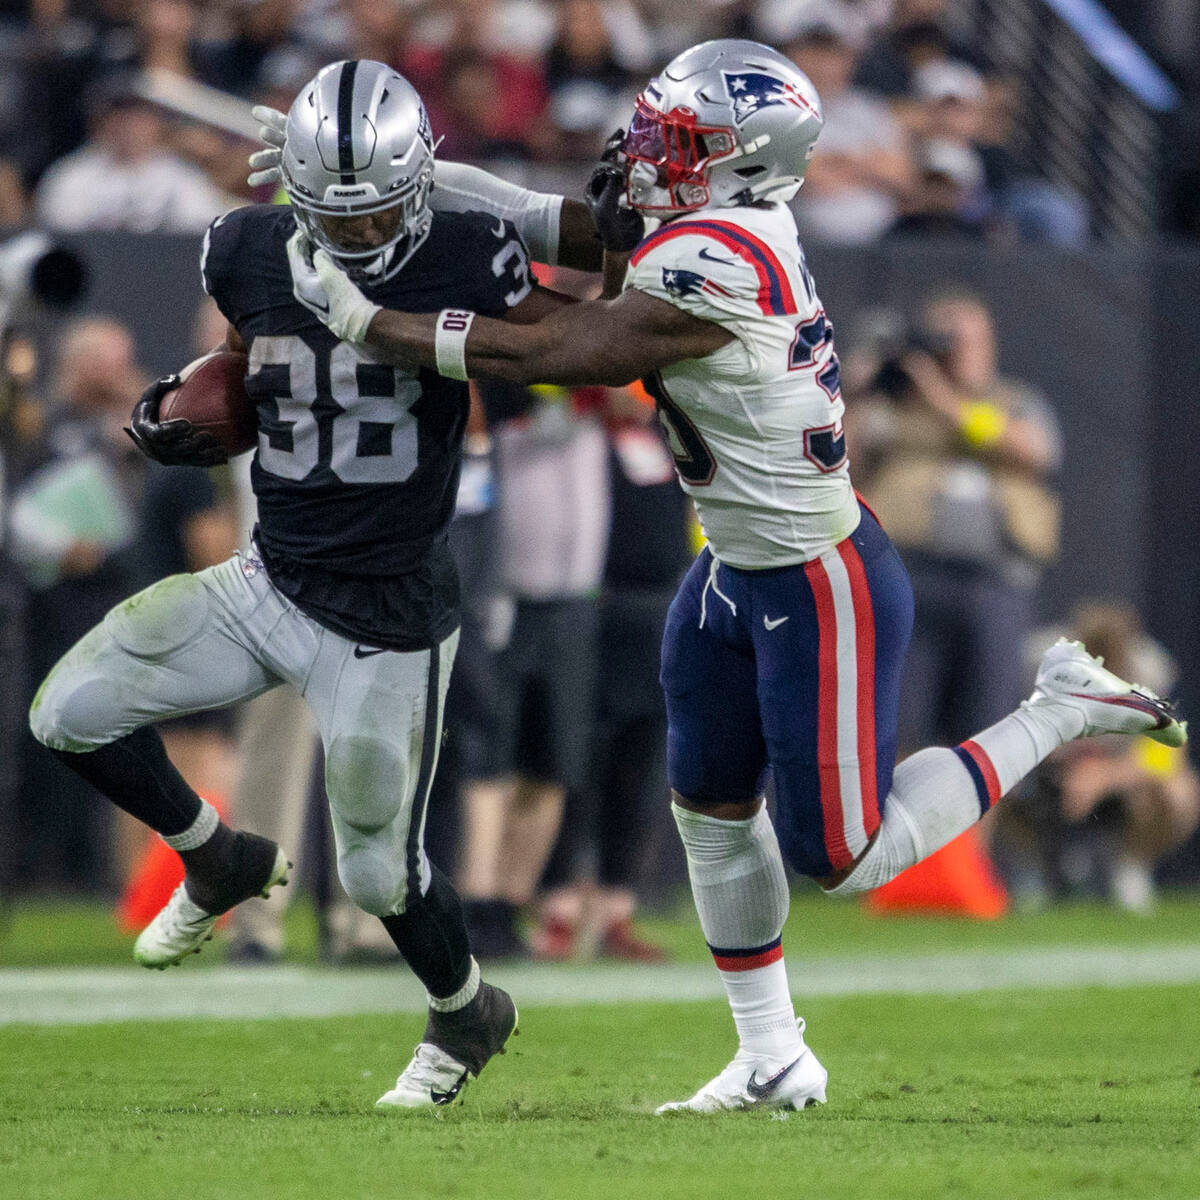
left=621, top=95, right=737, bottom=215
left=285, top=165, right=434, bottom=283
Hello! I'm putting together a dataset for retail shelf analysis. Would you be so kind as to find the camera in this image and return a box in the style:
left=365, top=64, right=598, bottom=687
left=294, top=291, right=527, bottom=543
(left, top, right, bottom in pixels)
left=0, top=233, right=88, bottom=330
left=867, top=320, right=954, bottom=401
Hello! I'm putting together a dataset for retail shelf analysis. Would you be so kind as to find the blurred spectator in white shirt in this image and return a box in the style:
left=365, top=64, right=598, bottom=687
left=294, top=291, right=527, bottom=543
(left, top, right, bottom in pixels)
left=35, top=76, right=229, bottom=234
left=908, top=59, right=1088, bottom=245
left=408, top=0, right=556, bottom=59
left=785, top=14, right=914, bottom=245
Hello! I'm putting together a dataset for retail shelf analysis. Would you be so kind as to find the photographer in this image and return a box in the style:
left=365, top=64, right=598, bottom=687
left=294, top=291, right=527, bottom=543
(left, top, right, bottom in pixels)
left=847, top=290, right=1062, bottom=752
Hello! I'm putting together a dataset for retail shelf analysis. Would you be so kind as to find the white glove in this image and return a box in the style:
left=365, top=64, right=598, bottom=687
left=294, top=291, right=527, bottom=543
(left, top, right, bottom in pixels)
left=247, top=105, right=287, bottom=188
left=286, top=231, right=381, bottom=344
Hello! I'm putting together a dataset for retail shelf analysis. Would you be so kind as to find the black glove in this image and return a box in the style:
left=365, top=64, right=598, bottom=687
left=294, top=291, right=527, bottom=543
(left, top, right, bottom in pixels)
left=585, top=129, right=644, bottom=254
left=125, top=376, right=228, bottom=467
left=598, top=126, right=626, bottom=165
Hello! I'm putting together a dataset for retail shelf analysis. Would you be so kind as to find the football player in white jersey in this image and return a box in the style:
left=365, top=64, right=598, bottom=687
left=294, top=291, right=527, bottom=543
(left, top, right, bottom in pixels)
left=287, top=40, right=1186, bottom=1113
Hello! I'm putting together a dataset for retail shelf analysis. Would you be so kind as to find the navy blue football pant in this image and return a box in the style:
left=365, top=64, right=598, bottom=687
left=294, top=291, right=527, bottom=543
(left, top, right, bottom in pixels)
left=661, top=504, right=915, bottom=879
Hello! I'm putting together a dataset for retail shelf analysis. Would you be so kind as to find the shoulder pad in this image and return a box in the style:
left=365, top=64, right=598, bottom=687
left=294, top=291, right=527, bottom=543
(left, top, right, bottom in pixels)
left=629, top=217, right=799, bottom=318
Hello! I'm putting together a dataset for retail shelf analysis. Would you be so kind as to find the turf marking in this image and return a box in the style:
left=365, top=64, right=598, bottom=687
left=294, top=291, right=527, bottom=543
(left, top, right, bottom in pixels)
left=1, top=944, right=1199, bottom=1026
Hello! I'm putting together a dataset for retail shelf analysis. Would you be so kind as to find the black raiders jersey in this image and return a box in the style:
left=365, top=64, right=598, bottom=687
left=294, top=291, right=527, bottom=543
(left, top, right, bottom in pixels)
left=201, top=204, right=532, bottom=649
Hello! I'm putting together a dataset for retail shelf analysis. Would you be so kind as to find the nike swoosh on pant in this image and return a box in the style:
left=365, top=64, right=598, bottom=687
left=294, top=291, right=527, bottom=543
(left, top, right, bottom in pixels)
left=353, top=646, right=389, bottom=659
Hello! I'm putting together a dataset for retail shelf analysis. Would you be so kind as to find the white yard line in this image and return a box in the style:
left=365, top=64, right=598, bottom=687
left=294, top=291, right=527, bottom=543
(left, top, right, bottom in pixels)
left=1, top=944, right=1199, bottom=1027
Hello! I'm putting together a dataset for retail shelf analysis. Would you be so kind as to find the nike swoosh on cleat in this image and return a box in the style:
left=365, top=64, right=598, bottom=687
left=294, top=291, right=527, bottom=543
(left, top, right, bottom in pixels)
left=745, top=1055, right=803, bottom=1101
left=353, top=646, right=389, bottom=659
left=430, top=1070, right=469, bottom=1105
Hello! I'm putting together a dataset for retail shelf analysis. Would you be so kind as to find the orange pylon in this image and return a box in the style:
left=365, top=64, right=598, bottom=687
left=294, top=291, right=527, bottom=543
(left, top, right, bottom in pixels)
left=865, top=826, right=1007, bottom=919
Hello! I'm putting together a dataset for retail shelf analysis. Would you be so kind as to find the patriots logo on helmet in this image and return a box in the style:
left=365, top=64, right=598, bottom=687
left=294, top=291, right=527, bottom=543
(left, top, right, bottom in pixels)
left=662, top=268, right=732, bottom=300
left=723, top=72, right=816, bottom=125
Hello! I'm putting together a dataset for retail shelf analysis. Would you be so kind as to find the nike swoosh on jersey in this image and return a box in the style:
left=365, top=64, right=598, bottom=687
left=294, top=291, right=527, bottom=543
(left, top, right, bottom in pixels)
left=353, top=645, right=389, bottom=659
left=430, top=1070, right=469, bottom=1105
left=745, top=1055, right=804, bottom=1101
left=697, top=246, right=737, bottom=266
left=763, top=615, right=790, bottom=630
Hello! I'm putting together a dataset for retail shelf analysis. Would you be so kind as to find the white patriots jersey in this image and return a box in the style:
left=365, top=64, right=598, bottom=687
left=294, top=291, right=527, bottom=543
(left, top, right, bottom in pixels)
left=626, top=203, right=860, bottom=568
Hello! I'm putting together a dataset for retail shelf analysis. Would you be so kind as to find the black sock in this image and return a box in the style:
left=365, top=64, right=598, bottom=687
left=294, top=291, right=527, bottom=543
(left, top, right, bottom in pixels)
left=178, top=821, right=236, bottom=879
left=49, top=726, right=203, bottom=836
left=182, top=826, right=281, bottom=914
left=381, top=863, right=472, bottom=999
left=48, top=726, right=278, bottom=914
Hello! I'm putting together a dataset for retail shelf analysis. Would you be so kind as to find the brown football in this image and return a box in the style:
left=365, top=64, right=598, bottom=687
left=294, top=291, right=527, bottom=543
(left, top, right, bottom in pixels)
left=159, top=349, right=256, bottom=457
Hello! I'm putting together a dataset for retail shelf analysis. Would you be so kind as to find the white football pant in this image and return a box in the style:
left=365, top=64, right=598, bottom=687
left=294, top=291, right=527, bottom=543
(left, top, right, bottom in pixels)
left=29, top=550, right=457, bottom=917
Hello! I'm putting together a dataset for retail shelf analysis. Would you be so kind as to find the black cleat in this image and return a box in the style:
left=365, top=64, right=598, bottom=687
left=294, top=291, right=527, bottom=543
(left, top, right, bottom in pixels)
left=376, top=983, right=519, bottom=1108
left=424, top=982, right=519, bottom=1076
left=133, top=834, right=290, bottom=969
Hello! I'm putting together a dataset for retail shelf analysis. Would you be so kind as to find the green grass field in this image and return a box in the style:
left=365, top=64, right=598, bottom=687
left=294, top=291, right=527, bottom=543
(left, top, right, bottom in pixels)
left=3, top=896, right=1199, bottom=1200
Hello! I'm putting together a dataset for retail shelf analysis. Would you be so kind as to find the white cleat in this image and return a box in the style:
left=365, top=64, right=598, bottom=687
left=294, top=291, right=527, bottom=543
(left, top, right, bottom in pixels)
left=133, top=846, right=290, bottom=969
left=656, top=1022, right=828, bottom=1114
left=1026, top=638, right=1187, bottom=748
left=376, top=1043, right=472, bottom=1109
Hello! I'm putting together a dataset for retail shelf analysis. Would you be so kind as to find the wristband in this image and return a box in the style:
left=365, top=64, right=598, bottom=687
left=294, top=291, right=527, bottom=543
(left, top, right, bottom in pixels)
left=960, top=401, right=1007, bottom=448
left=435, top=309, right=476, bottom=380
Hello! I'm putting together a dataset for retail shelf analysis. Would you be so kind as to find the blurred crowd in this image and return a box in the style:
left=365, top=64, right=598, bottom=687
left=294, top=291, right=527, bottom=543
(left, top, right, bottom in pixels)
left=2, top=0, right=1194, bottom=243
left=3, top=273, right=1195, bottom=958
left=842, top=294, right=1200, bottom=912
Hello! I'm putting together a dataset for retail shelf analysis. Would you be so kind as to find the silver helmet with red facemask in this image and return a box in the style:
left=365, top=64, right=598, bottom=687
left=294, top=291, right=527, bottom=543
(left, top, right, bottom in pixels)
left=622, top=40, right=823, bottom=216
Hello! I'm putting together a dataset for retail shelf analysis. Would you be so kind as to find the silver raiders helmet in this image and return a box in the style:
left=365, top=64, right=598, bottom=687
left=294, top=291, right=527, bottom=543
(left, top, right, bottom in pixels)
left=281, top=59, right=436, bottom=280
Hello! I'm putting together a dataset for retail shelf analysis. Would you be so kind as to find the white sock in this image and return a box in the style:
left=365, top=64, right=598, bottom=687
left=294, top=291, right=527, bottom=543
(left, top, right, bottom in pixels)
left=968, top=703, right=1081, bottom=796
left=161, top=800, right=219, bottom=851
left=832, top=704, right=1079, bottom=896
left=672, top=803, right=801, bottom=1062
left=428, top=957, right=480, bottom=1012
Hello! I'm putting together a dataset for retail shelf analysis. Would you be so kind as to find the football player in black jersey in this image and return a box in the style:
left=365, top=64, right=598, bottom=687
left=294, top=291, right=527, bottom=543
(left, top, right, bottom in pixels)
left=28, top=59, right=604, bottom=1109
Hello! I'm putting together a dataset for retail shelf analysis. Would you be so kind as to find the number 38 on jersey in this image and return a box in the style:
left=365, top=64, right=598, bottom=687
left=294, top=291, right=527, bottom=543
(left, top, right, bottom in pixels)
left=247, top=335, right=421, bottom=485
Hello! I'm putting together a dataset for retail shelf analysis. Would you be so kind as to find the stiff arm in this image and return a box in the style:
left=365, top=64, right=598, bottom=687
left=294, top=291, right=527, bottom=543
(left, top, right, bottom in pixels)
left=365, top=285, right=733, bottom=387
left=431, top=161, right=602, bottom=272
